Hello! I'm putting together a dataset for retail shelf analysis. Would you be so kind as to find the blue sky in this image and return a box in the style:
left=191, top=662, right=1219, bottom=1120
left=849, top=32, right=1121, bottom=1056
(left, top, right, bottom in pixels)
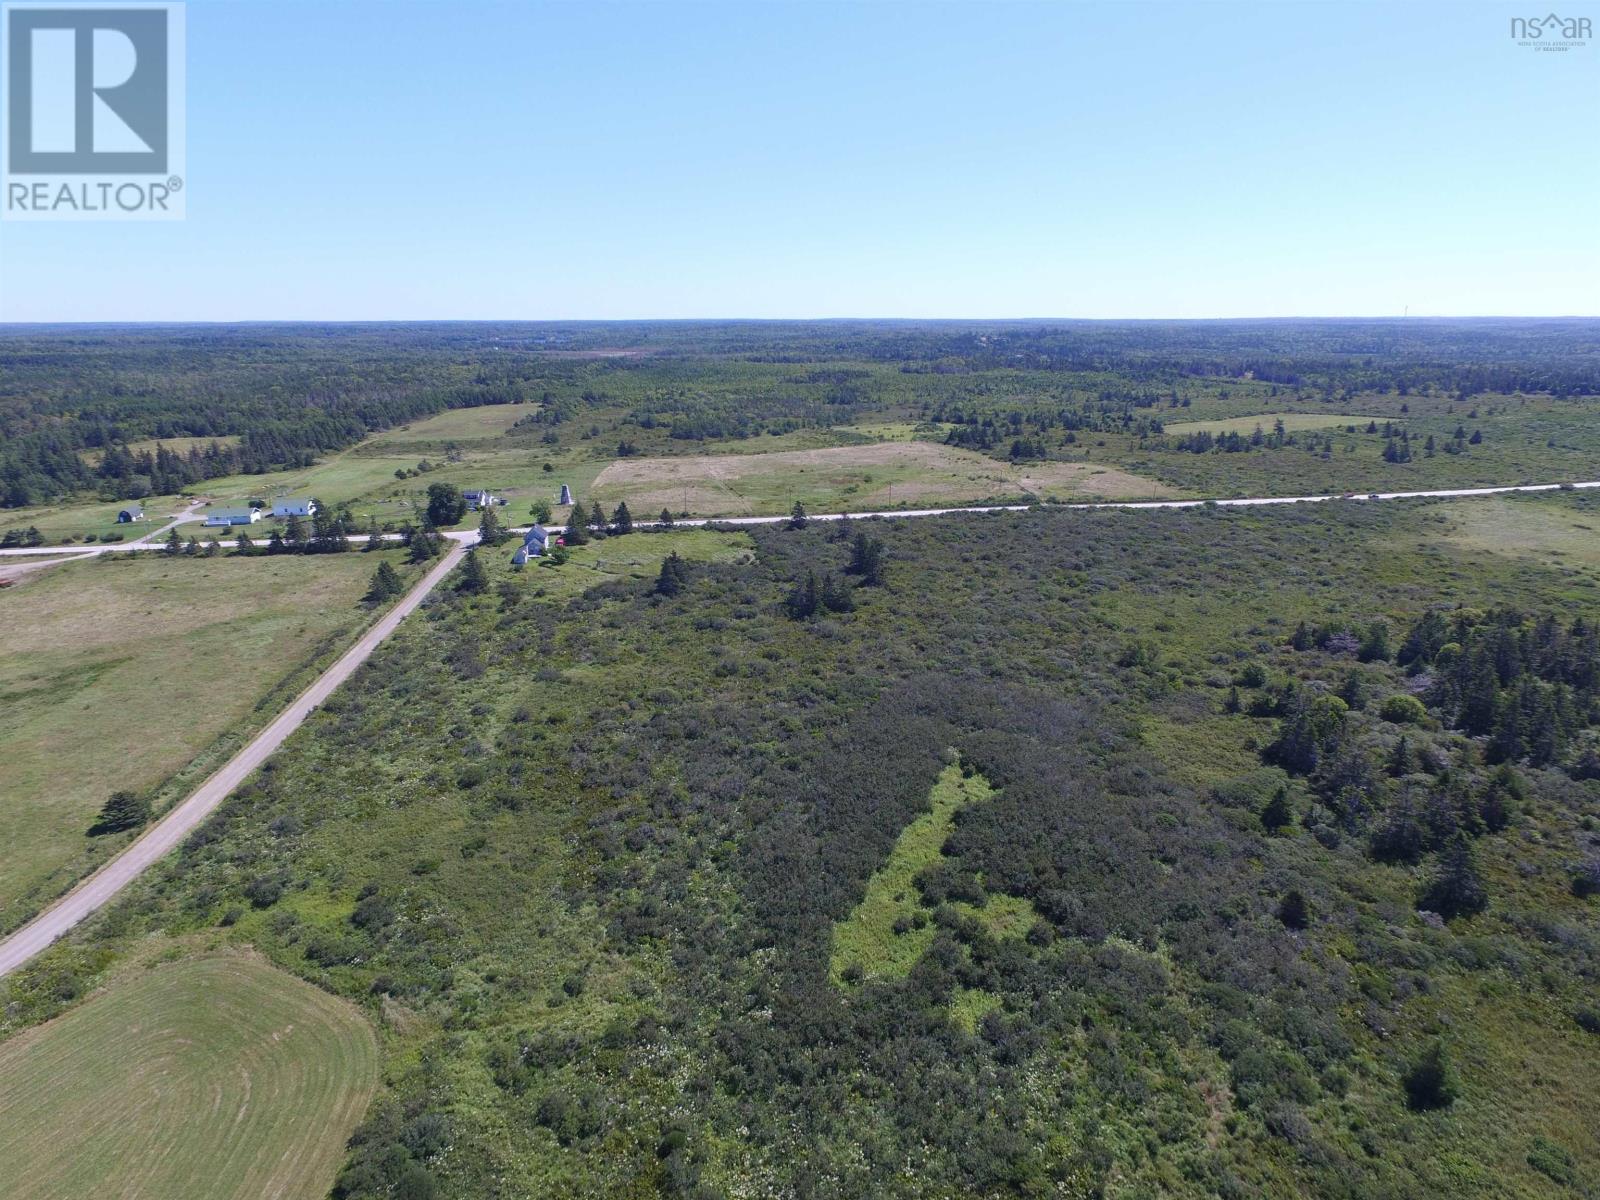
left=0, top=0, right=1595, bottom=320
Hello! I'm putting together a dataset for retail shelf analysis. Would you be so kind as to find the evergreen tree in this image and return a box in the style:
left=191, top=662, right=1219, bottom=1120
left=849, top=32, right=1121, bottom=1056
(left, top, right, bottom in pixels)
left=407, top=526, right=440, bottom=563
left=1403, top=1040, right=1460, bottom=1110
left=89, top=790, right=151, bottom=835
left=611, top=502, right=633, bottom=535
left=563, top=502, right=588, bottom=546
left=1277, top=889, right=1310, bottom=929
left=1419, top=832, right=1489, bottom=919
left=786, top=571, right=819, bottom=619
left=458, top=548, right=488, bottom=594
left=183, top=535, right=199, bottom=555
left=654, top=551, right=689, bottom=597
left=789, top=501, right=808, bottom=530
left=1388, top=735, right=1417, bottom=777
left=284, top=513, right=308, bottom=549
left=202, top=536, right=220, bottom=557
left=658, top=508, right=674, bottom=528
left=267, top=529, right=288, bottom=556
left=165, top=528, right=183, bottom=555
left=820, top=573, right=855, bottom=613
left=1359, top=620, right=1392, bottom=663
left=366, top=523, right=385, bottom=552
left=589, top=501, right=606, bottom=531
left=1261, top=786, right=1294, bottom=833
left=366, top=560, right=403, bottom=602
left=847, top=533, right=887, bottom=586
left=234, top=530, right=255, bottom=556
left=478, top=503, right=507, bottom=546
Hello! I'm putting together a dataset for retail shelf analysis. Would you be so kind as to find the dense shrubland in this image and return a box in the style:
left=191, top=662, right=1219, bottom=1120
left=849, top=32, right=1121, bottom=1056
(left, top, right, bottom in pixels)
left=5, top=491, right=1598, bottom=1198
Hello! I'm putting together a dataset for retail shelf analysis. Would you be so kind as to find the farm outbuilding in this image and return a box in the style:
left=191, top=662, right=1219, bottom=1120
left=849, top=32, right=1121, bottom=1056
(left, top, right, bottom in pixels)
left=204, top=508, right=261, bottom=527
left=116, top=503, right=144, bottom=522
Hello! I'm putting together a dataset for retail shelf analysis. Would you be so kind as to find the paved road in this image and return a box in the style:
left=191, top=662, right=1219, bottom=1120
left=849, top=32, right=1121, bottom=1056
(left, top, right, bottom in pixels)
left=4, top=479, right=1597, bottom=559
left=0, top=538, right=467, bottom=978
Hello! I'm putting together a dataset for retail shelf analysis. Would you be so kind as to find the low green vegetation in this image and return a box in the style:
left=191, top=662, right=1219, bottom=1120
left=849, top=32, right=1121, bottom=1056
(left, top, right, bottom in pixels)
left=0, top=954, right=378, bottom=1200
left=830, top=760, right=996, bottom=984
left=1161, top=412, right=1385, bottom=436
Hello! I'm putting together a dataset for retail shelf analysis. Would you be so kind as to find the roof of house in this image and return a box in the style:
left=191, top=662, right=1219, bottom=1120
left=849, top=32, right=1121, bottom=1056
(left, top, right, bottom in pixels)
left=525, top=524, right=548, bottom=543
left=512, top=546, right=530, bottom=563
left=118, top=502, right=143, bottom=514
left=277, top=495, right=315, bottom=505
left=208, top=508, right=256, bottom=520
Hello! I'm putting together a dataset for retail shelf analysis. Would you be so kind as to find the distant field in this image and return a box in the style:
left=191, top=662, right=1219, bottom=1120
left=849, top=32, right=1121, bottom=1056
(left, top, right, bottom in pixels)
left=369, top=402, right=537, bottom=443
left=0, top=955, right=378, bottom=1200
left=0, top=551, right=400, bottom=930
left=840, top=421, right=952, bottom=442
left=1161, top=412, right=1384, bottom=436
left=591, top=442, right=1173, bottom=516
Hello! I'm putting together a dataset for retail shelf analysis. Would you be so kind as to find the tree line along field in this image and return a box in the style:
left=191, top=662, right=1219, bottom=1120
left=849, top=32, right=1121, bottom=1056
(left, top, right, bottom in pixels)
left=5, top=320, right=1600, bottom=544
left=5, top=488, right=1599, bottom=1199
left=0, top=548, right=420, bottom=936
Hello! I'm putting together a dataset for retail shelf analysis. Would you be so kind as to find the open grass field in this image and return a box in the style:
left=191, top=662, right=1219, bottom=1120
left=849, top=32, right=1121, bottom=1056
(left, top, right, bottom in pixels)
left=368, top=402, right=539, bottom=444
left=0, top=550, right=405, bottom=932
left=591, top=442, right=1174, bottom=516
left=1440, top=494, right=1600, bottom=581
left=1161, top=411, right=1385, bottom=436
left=0, top=953, right=378, bottom=1200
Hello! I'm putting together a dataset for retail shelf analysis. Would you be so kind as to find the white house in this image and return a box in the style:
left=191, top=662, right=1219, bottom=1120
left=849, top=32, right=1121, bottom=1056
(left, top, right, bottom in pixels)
left=271, top=496, right=317, bottom=518
left=204, top=507, right=261, bottom=527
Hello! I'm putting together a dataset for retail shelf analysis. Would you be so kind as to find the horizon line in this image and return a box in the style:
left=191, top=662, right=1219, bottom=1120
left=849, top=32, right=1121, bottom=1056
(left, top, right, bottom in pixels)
left=3, top=313, right=1600, bottom=328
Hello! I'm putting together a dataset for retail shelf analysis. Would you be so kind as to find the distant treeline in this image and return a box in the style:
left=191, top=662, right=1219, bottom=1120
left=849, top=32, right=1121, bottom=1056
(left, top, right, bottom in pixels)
left=0, top=325, right=545, bottom=507
left=4, top=319, right=1596, bottom=506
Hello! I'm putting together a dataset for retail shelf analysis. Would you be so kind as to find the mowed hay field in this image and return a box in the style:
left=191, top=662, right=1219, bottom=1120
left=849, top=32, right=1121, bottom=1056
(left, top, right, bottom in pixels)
left=1160, top=411, right=1384, bottom=436
left=0, top=551, right=397, bottom=930
left=590, top=442, right=1174, bottom=516
left=0, top=955, right=379, bottom=1200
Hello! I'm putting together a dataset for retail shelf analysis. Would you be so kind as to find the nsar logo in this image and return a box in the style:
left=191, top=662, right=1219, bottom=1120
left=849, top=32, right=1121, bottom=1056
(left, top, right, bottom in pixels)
left=3, top=2, right=185, bottom=220
left=1510, top=12, right=1592, bottom=51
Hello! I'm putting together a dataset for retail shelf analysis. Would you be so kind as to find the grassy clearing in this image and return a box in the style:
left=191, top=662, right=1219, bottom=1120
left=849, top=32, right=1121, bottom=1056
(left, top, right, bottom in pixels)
left=1442, top=494, right=1600, bottom=578
left=592, top=442, right=1173, bottom=517
left=830, top=762, right=992, bottom=984
left=1161, top=412, right=1385, bottom=436
left=368, top=402, right=539, bottom=444
left=0, top=550, right=402, bottom=930
left=0, top=953, right=378, bottom=1200
left=498, top=527, right=754, bottom=604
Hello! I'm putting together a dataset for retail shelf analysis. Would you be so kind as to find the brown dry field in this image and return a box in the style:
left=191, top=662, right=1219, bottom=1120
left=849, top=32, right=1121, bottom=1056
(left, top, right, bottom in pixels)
left=591, top=442, right=1173, bottom=516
